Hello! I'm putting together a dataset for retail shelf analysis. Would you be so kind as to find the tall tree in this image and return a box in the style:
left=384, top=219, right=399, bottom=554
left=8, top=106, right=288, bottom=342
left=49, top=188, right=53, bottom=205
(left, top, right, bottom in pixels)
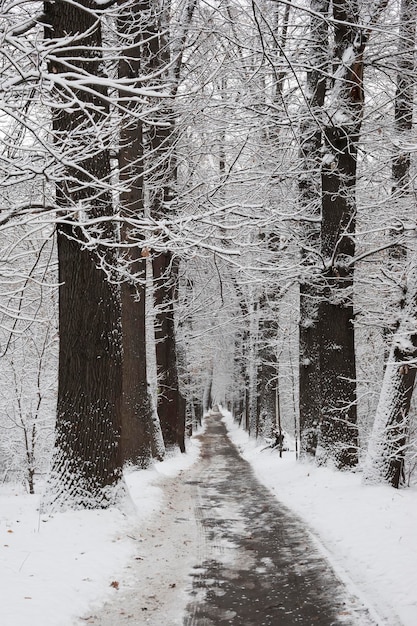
left=316, top=0, right=363, bottom=467
left=148, top=0, right=196, bottom=451
left=364, top=0, right=416, bottom=488
left=315, top=0, right=389, bottom=468
left=298, top=0, right=329, bottom=459
left=43, top=0, right=124, bottom=509
left=118, top=0, right=164, bottom=465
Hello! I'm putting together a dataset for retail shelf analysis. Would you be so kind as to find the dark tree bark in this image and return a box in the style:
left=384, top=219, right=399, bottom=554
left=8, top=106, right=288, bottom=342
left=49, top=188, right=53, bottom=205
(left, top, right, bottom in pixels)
left=147, top=0, right=197, bottom=451
left=148, top=57, right=185, bottom=448
left=150, top=120, right=186, bottom=450
left=153, top=254, right=186, bottom=451
left=316, top=0, right=364, bottom=468
left=315, top=0, right=388, bottom=468
left=44, top=0, right=123, bottom=509
left=298, top=0, right=329, bottom=459
left=118, top=0, right=164, bottom=465
left=298, top=1, right=388, bottom=467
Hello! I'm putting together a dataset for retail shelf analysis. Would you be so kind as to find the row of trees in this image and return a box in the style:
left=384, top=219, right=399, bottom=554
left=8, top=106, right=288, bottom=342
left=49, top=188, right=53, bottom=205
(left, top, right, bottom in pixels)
left=1, top=0, right=417, bottom=506
left=182, top=0, right=417, bottom=489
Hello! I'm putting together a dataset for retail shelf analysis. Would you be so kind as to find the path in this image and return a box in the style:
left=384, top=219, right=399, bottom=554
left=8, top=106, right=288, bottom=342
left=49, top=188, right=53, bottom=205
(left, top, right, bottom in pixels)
left=81, top=413, right=379, bottom=625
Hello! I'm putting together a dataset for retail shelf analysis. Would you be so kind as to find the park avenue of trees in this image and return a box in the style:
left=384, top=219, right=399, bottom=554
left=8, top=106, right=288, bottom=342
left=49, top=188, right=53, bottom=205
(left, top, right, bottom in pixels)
left=0, top=0, right=417, bottom=508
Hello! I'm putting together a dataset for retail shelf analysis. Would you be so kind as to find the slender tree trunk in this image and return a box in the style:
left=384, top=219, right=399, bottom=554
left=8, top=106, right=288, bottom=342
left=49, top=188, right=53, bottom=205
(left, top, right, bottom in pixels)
left=248, top=296, right=259, bottom=436
left=153, top=254, right=186, bottom=450
left=43, top=0, right=123, bottom=509
left=257, top=317, right=278, bottom=439
left=118, top=0, right=164, bottom=466
left=203, top=365, right=213, bottom=414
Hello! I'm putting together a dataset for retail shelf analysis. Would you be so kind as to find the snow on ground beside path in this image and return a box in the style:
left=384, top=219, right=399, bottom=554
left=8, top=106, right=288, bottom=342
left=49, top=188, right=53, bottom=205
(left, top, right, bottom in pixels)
left=0, top=436, right=202, bottom=626
left=221, top=408, right=417, bottom=626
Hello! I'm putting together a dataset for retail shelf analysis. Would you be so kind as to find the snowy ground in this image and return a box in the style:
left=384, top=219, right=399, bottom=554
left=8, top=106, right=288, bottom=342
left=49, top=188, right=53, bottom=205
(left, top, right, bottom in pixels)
left=222, top=409, right=417, bottom=626
left=0, top=437, right=202, bottom=626
left=1, top=411, right=416, bottom=625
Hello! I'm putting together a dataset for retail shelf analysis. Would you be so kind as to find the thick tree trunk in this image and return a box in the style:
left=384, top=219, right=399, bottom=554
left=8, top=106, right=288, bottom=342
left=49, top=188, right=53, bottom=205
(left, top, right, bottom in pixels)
left=43, top=0, right=123, bottom=509
left=51, top=227, right=123, bottom=508
left=298, top=0, right=329, bottom=459
left=318, top=124, right=360, bottom=468
left=314, top=0, right=370, bottom=468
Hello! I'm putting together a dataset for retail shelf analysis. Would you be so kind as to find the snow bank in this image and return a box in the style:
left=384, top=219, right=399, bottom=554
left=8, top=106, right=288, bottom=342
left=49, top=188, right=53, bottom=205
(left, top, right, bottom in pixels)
left=0, top=435, right=201, bottom=626
left=221, top=408, right=417, bottom=626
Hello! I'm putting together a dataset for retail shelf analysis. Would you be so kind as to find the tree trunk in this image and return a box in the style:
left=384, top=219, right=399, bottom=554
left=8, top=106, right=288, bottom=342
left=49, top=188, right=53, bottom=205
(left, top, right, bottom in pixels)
left=145, top=0, right=193, bottom=452
left=298, top=0, right=329, bottom=459
left=318, top=124, right=359, bottom=468
left=51, top=229, right=124, bottom=507
left=364, top=0, right=416, bottom=488
left=315, top=0, right=370, bottom=468
left=257, top=316, right=278, bottom=439
left=256, top=260, right=281, bottom=439
left=363, top=265, right=417, bottom=487
left=203, top=366, right=213, bottom=414
left=153, top=254, right=186, bottom=451
left=118, top=0, right=164, bottom=466
left=248, top=297, right=259, bottom=436
left=43, top=0, right=123, bottom=510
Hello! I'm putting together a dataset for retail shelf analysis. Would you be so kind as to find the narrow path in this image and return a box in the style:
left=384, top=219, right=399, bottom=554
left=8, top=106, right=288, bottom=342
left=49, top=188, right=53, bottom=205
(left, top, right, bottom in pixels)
left=82, top=413, right=379, bottom=625
left=184, top=412, right=376, bottom=626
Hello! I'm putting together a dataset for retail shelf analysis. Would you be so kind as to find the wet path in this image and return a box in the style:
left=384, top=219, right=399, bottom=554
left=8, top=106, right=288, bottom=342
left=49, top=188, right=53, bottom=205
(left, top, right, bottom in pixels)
left=184, top=413, right=376, bottom=626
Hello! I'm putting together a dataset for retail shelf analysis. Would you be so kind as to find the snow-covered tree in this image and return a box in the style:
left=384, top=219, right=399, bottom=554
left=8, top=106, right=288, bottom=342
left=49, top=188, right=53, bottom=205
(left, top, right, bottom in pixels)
left=43, top=0, right=125, bottom=510
left=364, top=0, right=417, bottom=488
